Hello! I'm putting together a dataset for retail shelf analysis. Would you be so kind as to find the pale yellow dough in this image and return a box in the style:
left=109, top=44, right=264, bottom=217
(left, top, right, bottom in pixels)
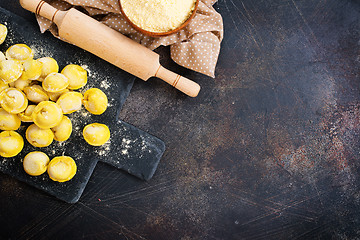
left=0, top=52, right=5, bottom=62
left=18, top=104, right=36, bottom=122
left=38, top=57, right=59, bottom=81
left=23, top=151, right=50, bottom=176
left=0, top=107, right=21, bottom=130
left=12, top=78, right=31, bottom=91
left=0, top=24, right=8, bottom=45
left=83, top=88, right=108, bottom=115
left=51, top=115, right=72, bottom=142
left=47, top=156, right=77, bottom=182
left=0, top=88, right=28, bottom=114
left=6, top=44, right=34, bottom=62
left=21, top=59, right=43, bottom=80
left=48, top=88, right=69, bottom=102
left=24, top=85, right=49, bottom=103
left=32, top=101, right=63, bottom=129
left=56, top=91, right=83, bottom=114
left=83, top=123, right=110, bottom=146
left=0, top=130, right=24, bottom=157
left=26, top=123, right=54, bottom=148
left=0, top=59, right=23, bottom=84
left=121, top=0, right=196, bottom=32
left=42, top=72, right=69, bottom=92
left=61, top=64, right=87, bottom=90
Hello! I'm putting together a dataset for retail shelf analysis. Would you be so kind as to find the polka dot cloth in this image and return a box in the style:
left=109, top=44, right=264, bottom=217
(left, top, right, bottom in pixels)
left=36, top=0, right=223, bottom=77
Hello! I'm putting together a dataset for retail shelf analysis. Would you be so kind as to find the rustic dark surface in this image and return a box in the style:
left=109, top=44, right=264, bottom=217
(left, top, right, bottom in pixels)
left=1, top=0, right=360, bottom=239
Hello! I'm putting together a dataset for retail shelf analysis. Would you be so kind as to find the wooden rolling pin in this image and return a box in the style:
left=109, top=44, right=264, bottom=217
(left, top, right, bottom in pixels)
left=19, top=0, right=201, bottom=97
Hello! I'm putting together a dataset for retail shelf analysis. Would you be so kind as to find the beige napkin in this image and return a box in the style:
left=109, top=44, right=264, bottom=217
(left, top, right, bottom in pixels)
left=36, top=0, right=223, bottom=78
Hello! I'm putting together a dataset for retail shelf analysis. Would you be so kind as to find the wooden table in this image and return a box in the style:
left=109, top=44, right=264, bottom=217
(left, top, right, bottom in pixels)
left=1, top=0, right=360, bottom=239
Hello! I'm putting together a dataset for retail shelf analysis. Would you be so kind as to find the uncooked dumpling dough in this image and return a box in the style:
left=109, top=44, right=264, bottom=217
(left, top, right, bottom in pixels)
left=42, top=72, right=69, bottom=93
left=0, top=107, right=21, bottom=130
left=0, top=130, right=24, bottom=157
left=56, top=91, right=83, bottom=114
left=38, top=57, right=59, bottom=81
left=0, top=59, right=23, bottom=84
left=83, top=88, right=108, bottom=115
left=61, top=64, right=87, bottom=90
left=23, top=151, right=50, bottom=176
left=32, top=101, right=63, bottom=129
left=0, top=88, right=28, bottom=114
left=24, top=85, right=49, bottom=103
left=0, top=24, right=7, bottom=45
left=26, top=123, right=54, bottom=148
left=47, top=156, right=77, bottom=182
left=51, top=115, right=72, bottom=142
left=6, top=44, right=34, bottom=62
left=83, top=123, right=110, bottom=146
left=18, top=104, right=36, bottom=122
left=21, top=59, right=42, bottom=80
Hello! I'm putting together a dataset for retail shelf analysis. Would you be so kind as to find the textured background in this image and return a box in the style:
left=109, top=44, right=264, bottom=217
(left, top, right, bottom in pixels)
left=1, top=0, right=360, bottom=239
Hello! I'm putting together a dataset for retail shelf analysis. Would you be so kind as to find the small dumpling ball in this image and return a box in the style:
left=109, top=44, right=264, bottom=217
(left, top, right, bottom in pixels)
left=0, top=24, right=7, bottom=45
left=0, top=59, right=23, bottom=84
left=47, top=156, right=77, bottom=182
left=32, top=101, right=62, bottom=129
left=26, top=123, right=54, bottom=147
left=37, top=57, right=59, bottom=81
left=47, top=88, right=69, bottom=102
left=83, top=88, right=108, bottom=115
left=83, top=123, right=110, bottom=146
left=61, top=64, right=87, bottom=90
left=0, top=107, right=21, bottom=130
left=21, top=59, right=42, bottom=80
left=0, top=130, right=24, bottom=157
left=0, top=52, right=5, bottom=62
left=24, top=85, right=49, bottom=103
left=51, top=115, right=72, bottom=142
left=18, top=104, right=36, bottom=122
left=56, top=91, right=83, bottom=114
left=6, top=44, right=34, bottom=62
left=0, top=88, right=28, bottom=114
left=23, top=151, right=50, bottom=176
left=42, top=72, right=69, bottom=93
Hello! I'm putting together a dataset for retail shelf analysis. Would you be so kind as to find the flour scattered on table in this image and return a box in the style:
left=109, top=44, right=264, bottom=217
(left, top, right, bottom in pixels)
left=97, top=141, right=111, bottom=157
left=100, top=80, right=111, bottom=89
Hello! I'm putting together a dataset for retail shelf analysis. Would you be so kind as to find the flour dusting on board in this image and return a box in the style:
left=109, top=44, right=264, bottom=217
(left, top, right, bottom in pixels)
left=97, top=142, right=111, bottom=156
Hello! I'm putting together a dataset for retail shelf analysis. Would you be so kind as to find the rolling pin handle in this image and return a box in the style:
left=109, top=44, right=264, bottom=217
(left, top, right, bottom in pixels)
left=155, top=65, right=201, bottom=97
left=19, top=0, right=60, bottom=23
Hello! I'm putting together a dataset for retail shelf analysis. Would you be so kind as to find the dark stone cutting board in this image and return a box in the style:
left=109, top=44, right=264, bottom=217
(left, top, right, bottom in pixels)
left=0, top=7, right=165, bottom=203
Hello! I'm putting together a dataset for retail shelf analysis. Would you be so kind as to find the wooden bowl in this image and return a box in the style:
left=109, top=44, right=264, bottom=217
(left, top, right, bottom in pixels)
left=118, top=0, right=199, bottom=37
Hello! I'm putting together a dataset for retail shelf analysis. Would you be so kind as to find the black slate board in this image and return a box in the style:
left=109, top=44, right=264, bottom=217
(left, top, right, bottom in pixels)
left=0, top=7, right=165, bottom=203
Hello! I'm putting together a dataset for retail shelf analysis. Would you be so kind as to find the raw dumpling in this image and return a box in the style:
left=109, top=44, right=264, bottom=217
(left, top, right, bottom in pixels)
left=0, top=107, right=21, bottom=130
left=42, top=72, right=69, bottom=92
left=32, top=101, right=63, bottom=129
left=23, top=151, right=50, bottom=176
left=83, top=88, right=108, bottom=115
left=56, top=91, right=83, bottom=114
left=51, top=115, right=72, bottom=142
left=47, top=156, right=77, bottom=182
left=0, top=59, right=23, bottom=84
left=83, top=123, right=110, bottom=146
left=0, top=130, right=24, bottom=157
left=26, top=123, right=54, bottom=147
left=61, top=64, right=87, bottom=90
left=0, top=88, right=28, bottom=114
